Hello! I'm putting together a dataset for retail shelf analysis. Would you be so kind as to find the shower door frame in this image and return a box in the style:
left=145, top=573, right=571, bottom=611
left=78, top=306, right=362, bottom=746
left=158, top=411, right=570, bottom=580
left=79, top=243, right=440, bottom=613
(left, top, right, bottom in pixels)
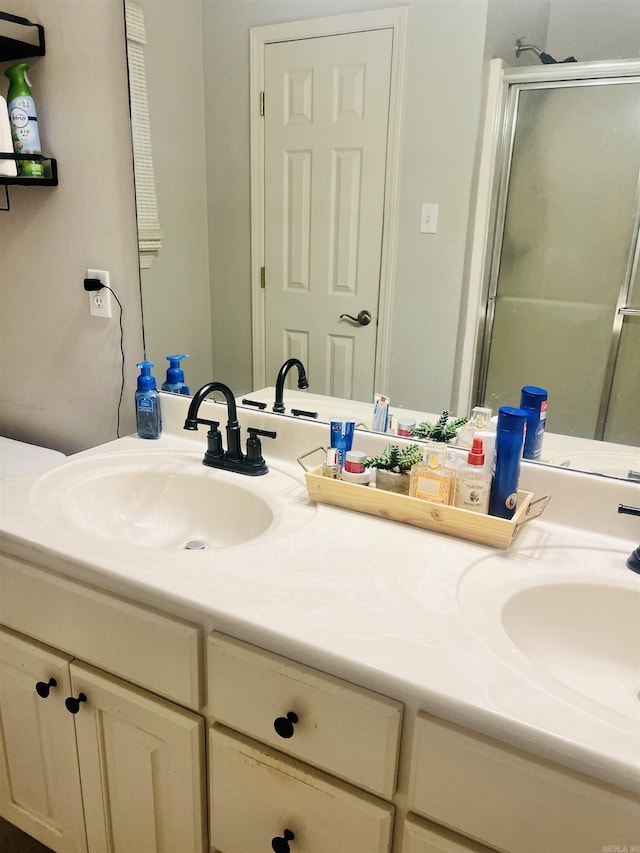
left=470, top=59, right=640, bottom=441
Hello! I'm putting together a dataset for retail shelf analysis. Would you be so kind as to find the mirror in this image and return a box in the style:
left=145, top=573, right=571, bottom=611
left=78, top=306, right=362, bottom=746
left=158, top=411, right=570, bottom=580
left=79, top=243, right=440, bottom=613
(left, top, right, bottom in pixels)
left=126, top=0, right=640, bottom=480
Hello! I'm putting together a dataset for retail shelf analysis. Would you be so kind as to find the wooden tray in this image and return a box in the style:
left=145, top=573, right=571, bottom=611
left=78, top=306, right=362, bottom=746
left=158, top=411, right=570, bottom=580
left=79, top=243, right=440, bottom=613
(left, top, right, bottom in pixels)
left=304, top=465, right=544, bottom=549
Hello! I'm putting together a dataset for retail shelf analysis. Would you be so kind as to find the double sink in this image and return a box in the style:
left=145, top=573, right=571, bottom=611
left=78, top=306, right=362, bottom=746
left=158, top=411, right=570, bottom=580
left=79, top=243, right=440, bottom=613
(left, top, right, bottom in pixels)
left=1, top=412, right=637, bottom=794
left=22, top=440, right=639, bottom=734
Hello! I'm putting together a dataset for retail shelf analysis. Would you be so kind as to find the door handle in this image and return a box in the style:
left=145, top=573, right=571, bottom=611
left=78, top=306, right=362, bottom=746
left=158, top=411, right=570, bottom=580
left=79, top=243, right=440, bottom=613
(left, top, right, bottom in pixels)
left=339, top=310, right=372, bottom=326
left=618, top=307, right=640, bottom=316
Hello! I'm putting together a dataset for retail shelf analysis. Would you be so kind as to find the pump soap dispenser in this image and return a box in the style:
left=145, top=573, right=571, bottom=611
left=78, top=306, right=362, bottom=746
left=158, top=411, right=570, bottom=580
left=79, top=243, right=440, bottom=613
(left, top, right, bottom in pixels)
left=135, top=361, right=162, bottom=439
left=162, top=354, right=190, bottom=395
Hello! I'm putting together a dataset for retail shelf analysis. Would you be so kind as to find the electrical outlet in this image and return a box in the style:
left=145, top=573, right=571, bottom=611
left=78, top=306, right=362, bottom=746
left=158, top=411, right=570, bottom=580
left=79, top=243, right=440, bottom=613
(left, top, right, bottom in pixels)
left=87, top=268, right=112, bottom=318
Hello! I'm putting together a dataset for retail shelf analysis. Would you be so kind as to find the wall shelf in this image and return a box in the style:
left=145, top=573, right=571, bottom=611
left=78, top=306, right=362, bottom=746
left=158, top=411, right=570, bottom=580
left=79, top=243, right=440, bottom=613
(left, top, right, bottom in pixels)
left=0, top=155, right=58, bottom=186
left=0, top=155, right=58, bottom=210
left=0, top=11, right=45, bottom=61
left=0, top=12, right=53, bottom=208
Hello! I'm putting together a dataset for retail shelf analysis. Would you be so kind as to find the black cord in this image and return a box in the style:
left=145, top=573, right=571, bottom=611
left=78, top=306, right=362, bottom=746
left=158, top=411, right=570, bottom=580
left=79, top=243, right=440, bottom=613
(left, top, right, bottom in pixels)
left=104, top=286, right=125, bottom=438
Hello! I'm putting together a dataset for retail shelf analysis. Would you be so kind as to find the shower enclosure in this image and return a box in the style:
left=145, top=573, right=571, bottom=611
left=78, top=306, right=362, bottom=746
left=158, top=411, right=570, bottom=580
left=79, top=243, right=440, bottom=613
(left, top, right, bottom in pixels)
left=476, top=61, right=640, bottom=445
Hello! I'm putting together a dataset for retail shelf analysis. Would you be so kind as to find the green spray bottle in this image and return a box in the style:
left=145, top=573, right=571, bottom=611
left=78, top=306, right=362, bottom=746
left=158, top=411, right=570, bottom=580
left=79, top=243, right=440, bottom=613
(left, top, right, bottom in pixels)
left=4, top=62, right=44, bottom=177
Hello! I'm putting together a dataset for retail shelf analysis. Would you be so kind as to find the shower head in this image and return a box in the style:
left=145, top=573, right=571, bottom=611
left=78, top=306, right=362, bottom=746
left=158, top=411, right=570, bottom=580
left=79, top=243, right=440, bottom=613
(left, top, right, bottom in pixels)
left=515, top=37, right=577, bottom=65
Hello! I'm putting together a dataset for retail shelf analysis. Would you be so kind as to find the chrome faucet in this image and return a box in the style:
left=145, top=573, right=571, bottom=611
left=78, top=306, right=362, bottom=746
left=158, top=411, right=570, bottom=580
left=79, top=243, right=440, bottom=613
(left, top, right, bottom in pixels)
left=273, top=358, right=309, bottom=413
left=184, top=382, right=276, bottom=476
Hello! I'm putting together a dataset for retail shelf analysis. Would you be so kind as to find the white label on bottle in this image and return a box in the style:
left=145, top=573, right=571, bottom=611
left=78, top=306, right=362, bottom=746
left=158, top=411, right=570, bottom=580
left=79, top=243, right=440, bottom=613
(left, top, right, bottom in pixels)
left=417, top=475, right=440, bottom=496
left=455, top=477, right=490, bottom=513
left=9, top=97, right=41, bottom=152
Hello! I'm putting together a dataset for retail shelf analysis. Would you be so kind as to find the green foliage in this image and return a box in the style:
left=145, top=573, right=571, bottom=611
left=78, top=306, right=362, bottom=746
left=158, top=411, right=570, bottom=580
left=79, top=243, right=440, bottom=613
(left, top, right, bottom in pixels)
left=410, top=411, right=468, bottom=442
left=364, top=443, right=423, bottom=473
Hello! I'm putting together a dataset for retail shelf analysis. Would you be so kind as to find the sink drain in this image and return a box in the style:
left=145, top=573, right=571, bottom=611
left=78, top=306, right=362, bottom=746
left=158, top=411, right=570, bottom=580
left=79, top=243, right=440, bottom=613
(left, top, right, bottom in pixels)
left=184, top=539, right=207, bottom=551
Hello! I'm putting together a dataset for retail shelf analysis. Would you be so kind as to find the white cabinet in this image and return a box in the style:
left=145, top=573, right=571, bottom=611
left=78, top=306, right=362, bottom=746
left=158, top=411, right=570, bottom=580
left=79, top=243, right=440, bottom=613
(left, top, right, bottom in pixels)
left=408, top=711, right=640, bottom=853
left=207, top=632, right=402, bottom=798
left=0, top=550, right=208, bottom=853
left=207, top=632, right=401, bottom=852
left=0, top=626, right=206, bottom=853
left=401, top=815, right=495, bottom=853
left=210, top=724, right=394, bottom=853
left=70, top=661, right=206, bottom=853
left=0, top=626, right=87, bottom=852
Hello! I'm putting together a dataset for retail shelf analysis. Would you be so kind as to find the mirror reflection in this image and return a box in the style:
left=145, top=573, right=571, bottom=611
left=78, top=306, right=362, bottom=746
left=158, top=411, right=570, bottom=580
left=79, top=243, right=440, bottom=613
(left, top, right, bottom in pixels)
left=126, top=0, right=640, bottom=480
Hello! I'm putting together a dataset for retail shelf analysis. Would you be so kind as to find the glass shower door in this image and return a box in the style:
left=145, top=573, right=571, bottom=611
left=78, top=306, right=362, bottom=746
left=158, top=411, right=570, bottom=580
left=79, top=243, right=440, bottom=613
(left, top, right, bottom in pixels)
left=479, top=77, right=640, bottom=442
left=603, top=249, right=640, bottom=447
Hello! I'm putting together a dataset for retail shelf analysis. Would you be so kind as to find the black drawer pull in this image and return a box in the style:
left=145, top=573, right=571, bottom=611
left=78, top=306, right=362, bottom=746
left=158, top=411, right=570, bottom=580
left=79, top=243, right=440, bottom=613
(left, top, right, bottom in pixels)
left=35, top=678, right=57, bottom=698
left=271, top=829, right=294, bottom=852
left=273, top=711, right=298, bottom=739
left=64, top=692, right=87, bottom=714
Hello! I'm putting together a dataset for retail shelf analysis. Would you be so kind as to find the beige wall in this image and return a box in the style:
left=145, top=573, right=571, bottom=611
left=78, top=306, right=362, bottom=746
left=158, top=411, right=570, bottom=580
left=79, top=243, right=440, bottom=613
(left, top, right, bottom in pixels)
left=0, top=0, right=142, bottom=454
left=547, top=0, right=640, bottom=61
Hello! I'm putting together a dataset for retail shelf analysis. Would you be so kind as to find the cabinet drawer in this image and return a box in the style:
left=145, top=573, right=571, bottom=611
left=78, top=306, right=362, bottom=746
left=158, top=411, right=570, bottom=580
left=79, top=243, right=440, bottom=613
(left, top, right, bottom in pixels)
left=210, top=724, right=394, bottom=853
left=207, top=632, right=402, bottom=797
left=402, top=815, right=495, bottom=853
left=0, top=554, right=202, bottom=709
left=409, top=711, right=640, bottom=853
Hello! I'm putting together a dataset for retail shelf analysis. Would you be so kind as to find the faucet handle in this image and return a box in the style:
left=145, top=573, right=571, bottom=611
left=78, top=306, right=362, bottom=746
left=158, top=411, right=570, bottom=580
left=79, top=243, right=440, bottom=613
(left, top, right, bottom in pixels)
left=246, top=428, right=277, bottom=467
left=200, top=420, right=223, bottom=463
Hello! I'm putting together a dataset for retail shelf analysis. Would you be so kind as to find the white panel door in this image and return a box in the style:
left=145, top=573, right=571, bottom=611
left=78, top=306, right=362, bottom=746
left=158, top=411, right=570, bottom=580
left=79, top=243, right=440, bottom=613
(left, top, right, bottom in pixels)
left=0, top=627, right=87, bottom=853
left=264, top=28, right=393, bottom=402
left=70, top=661, right=206, bottom=853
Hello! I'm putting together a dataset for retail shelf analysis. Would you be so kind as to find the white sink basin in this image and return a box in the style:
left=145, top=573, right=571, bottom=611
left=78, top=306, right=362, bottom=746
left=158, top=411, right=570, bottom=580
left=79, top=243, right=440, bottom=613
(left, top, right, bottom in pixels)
left=501, top=582, right=639, bottom=718
left=30, top=450, right=314, bottom=551
left=457, top=549, right=640, bottom=727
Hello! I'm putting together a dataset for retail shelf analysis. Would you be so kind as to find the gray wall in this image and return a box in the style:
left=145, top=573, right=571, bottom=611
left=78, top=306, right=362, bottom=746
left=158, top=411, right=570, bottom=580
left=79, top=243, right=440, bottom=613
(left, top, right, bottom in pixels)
left=0, top=0, right=142, bottom=454
left=139, top=0, right=213, bottom=393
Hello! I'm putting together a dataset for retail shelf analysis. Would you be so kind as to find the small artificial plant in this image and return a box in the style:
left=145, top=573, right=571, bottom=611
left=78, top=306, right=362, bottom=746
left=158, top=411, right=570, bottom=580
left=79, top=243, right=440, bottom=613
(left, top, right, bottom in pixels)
left=364, top=443, right=423, bottom=473
left=410, top=411, right=467, bottom=443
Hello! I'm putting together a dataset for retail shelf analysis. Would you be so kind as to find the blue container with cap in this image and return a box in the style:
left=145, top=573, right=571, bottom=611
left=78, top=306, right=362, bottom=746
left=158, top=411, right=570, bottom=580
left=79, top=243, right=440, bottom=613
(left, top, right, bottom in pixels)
left=135, top=361, right=162, bottom=439
left=520, top=385, right=547, bottom=460
left=488, top=406, right=527, bottom=519
left=162, top=354, right=190, bottom=395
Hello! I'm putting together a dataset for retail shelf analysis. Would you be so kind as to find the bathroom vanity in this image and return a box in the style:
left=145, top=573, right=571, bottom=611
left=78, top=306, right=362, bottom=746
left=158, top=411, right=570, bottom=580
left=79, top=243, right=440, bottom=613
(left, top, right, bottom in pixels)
left=0, top=393, right=638, bottom=853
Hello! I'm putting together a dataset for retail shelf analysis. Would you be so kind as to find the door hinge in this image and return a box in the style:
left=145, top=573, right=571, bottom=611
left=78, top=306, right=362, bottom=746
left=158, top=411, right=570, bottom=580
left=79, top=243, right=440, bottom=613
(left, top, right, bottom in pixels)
left=260, top=266, right=266, bottom=289
left=259, top=91, right=265, bottom=116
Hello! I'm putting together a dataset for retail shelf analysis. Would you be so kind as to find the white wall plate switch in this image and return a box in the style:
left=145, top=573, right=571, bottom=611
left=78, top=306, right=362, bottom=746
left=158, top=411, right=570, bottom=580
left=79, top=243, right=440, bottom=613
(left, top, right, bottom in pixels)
left=420, top=203, right=439, bottom=234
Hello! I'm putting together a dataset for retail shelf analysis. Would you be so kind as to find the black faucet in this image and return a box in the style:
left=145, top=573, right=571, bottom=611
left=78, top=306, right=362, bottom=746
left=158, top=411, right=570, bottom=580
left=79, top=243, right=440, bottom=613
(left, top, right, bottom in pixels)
left=184, top=382, right=276, bottom=476
left=617, top=504, right=640, bottom=573
left=273, top=358, right=309, bottom=413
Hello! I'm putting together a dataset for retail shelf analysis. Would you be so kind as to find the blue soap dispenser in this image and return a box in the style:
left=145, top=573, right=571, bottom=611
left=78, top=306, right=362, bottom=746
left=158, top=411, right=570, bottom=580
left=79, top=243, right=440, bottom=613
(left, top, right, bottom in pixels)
left=135, top=361, right=162, bottom=439
left=162, top=354, right=190, bottom=395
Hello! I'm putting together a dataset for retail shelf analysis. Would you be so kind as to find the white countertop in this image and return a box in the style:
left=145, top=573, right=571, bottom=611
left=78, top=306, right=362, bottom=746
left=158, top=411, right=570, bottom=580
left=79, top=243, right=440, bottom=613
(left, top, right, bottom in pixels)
left=1, top=393, right=639, bottom=796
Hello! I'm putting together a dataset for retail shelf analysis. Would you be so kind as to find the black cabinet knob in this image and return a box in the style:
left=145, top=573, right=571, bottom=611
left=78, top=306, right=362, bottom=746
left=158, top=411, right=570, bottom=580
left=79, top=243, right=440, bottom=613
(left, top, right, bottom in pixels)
left=271, top=829, right=295, bottom=852
left=273, top=711, right=298, bottom=739
left=35, top=677, right=57, bottom=698
left=64, top=692, right=87, bottom=714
